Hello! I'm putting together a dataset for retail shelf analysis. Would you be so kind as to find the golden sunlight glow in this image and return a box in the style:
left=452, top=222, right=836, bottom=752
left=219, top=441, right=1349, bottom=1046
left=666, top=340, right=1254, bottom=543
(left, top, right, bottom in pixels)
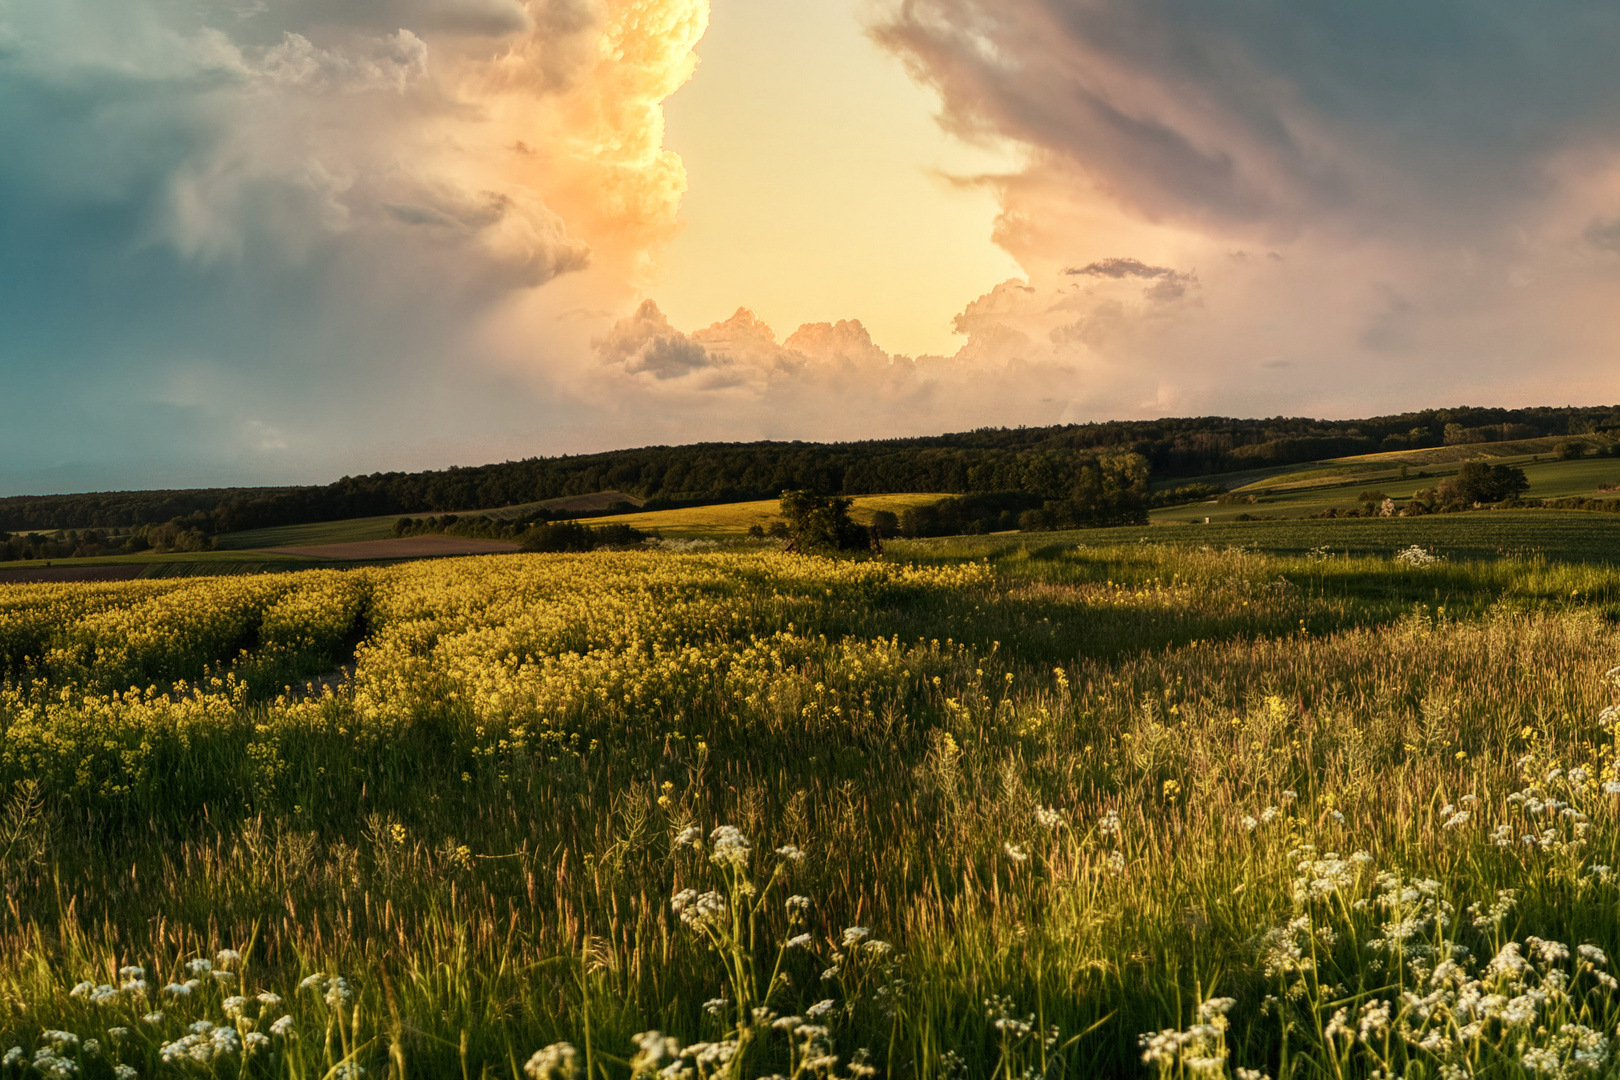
left=653, top=0, right=1022, bottom=356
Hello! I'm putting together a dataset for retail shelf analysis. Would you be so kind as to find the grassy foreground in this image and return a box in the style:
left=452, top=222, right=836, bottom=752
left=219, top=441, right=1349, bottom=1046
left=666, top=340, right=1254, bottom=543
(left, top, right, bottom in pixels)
left=0, top=540, right=1619, bottom=1078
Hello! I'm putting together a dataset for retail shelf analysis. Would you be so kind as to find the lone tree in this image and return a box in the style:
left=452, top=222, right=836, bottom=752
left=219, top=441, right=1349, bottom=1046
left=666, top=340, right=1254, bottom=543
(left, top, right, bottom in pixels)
left=777, top=490, right=869, bottom=553
left=1439, top=462, right=1530, bottom=505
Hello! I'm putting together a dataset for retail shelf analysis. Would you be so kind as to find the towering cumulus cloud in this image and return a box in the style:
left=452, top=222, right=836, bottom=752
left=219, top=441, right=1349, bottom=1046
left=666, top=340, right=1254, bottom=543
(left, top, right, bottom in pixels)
left=863, top=0, right=1620, bottom=413
left=0, top=0, right=706, bottom=488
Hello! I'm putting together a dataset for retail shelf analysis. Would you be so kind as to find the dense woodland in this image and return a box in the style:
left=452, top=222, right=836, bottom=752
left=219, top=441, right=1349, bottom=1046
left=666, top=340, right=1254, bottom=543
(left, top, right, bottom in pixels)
left=3, top=405, right=1617, bottom=535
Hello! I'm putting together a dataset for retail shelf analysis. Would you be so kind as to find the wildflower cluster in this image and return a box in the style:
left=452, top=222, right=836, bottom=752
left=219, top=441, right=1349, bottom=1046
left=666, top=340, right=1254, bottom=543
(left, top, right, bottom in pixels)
left=1394, top=545, right=1442, bottom=567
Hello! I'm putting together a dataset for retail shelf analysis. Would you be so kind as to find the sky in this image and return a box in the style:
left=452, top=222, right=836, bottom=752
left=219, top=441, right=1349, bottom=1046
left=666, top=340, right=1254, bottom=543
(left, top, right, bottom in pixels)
left=2, top=0, right=1619, bottom=494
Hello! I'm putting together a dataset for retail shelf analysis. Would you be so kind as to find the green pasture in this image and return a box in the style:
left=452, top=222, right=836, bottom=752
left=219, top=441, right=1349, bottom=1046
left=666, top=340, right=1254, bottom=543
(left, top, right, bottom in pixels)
left=582, top=492, right=950, bottom=538
left=1154, top=438, right=1620, bottom=523
left=212, top=514, right=406, bottom=550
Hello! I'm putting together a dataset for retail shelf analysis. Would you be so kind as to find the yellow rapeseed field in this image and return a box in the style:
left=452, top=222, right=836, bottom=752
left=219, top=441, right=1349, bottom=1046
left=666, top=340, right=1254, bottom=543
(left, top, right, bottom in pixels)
left=0, top=542, right=1618, bottom=1079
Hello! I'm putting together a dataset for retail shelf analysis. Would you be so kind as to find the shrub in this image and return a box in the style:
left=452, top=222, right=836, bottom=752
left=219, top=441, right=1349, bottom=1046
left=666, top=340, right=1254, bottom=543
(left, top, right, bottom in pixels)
left=519, top=521, right=597, bottom=553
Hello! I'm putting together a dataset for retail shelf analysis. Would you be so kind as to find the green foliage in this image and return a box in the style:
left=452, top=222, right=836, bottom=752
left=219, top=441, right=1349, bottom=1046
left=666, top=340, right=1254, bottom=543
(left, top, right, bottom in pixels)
left=777, top=490, right=869, bottom=552
left=1557, top=440, right=1589, bottom=460
left=518, top=520, right=647, bottom=552
left=1016, top=454, right=1150, bottom=529
left=898, top=492, right=1042, bottom=537
left=8, top=405, right=1620, bottom=537
left=1149, top=482, right=1228, bottom=508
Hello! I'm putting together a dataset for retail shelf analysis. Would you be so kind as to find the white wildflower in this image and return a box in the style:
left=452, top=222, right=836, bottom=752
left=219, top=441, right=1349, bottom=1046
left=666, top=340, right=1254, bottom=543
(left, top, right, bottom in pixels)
left=775, top=844, right=805, bottom=861
left=671, top=889, right=725, bottom=928
left=786, top=894, right=811, bottom=913
left=323, top=976, right=354, bottom=1008
left=524, top=1044, right=581, bottom=1080
left=270, top=1015, right=295, bottom=1038
left=1443, top=811, right=1471, bottom=829
left=257, top=992, right=283, bottom=1007
left=674, top=826, right=702, bottom=849
left=708, top=826, right=751, bottom=868
left=1098, top=810, right=1122, bottom=838
left=806, top=999, right=836, bottom=1018
left=842, top=927, right=870, bottom=947
left=1003, top=841, right=1029, bottom=862
left=786, top=934, right=813, bottom=949
left=1034, top=806, right=1066, bottom=829
left=1357, top=1000, right=1392, bottom=1043
left=1394, top=545, right=1439, bottom=566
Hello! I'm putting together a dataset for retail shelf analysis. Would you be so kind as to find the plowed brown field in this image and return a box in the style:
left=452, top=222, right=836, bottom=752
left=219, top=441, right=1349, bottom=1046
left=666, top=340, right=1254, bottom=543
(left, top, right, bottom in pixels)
left=260, top=537, right=521, bottom=560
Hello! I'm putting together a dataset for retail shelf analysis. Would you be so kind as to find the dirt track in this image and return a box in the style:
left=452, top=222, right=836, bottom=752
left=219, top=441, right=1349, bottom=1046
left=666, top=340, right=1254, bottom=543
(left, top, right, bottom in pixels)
left=0, top=565, right=146, bottom=585
left=260, top=537, right=521, bottom=560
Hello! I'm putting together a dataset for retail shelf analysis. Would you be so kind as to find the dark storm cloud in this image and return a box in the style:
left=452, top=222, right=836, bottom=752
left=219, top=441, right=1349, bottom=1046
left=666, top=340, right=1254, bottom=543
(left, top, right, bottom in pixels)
left=875, top=0, right=1620, bottom=240
left=1067, top=258, right=1176, bottom=280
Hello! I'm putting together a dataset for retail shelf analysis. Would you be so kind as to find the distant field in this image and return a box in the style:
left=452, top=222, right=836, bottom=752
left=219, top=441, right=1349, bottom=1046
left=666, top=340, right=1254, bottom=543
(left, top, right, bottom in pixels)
left=1154, top=441, right=1620, bottom=523
left=211, top=493, right=948, bottom=550
left=213, top=514, right=405, bottom=550
left=903, top=510, right=1620, bottom=564
left=261, top=536, right=521, bottom=560
left=0, top=548, right=318, bottom=577
left=583, top=493, right=950, bottom=538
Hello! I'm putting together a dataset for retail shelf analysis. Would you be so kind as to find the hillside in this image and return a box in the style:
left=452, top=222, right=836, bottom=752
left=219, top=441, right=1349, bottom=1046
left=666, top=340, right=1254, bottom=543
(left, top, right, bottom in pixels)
left=3, top=404, right=1618, bottom=535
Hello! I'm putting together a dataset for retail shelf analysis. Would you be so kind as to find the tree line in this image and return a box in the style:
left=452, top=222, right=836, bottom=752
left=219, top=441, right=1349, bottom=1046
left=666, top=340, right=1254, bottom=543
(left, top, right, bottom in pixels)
left=3, top=404, right=1617, bottom=535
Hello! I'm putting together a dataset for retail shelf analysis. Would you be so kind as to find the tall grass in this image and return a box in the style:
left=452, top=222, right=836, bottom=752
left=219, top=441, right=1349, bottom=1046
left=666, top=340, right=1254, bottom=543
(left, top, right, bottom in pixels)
left=0, top=543, right=1617, bottom=1078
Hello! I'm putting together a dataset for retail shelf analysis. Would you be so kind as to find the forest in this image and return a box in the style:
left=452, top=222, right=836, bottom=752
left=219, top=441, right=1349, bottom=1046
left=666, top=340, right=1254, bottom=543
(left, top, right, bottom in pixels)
left=3, top=404, right=1617, bottom=535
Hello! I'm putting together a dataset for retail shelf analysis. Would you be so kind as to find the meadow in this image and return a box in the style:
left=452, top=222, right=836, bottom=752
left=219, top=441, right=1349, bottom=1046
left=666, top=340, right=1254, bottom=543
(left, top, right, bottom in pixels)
left=1152, top=437, right=1620, bottom=525
left=0, top=533, right=1619, bottom=1078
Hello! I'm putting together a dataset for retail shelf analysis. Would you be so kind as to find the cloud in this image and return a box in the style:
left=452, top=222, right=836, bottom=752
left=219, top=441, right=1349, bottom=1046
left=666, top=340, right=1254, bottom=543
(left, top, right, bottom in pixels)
left=875, top=0, right=1620, bottom=242
left=0, top=0, right=708, bottom=490
left=1067, top=256, right=1197, bottom=300
left=1067, top=258, right=1175, bottom=280
left=1587, top=217, right=1620, bottom=254
left=866, top=0, right=1620, bottom=416
left=594, top=299, right=717, bottom=380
